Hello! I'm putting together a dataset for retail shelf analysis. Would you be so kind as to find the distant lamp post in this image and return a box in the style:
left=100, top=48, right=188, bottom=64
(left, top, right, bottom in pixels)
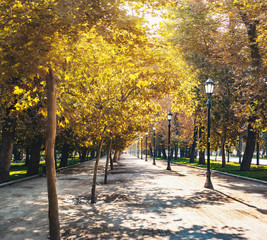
left=141, top=135, right=143, bottom=159
left=153, top=127, right=156, bottom=165
left=145, top=132, right=148, bottom=161
left=137, top=137, right=140, bottom=158
left=167, top=112, right=172, bottom=170
left=204, top=77, right=215, bottom=189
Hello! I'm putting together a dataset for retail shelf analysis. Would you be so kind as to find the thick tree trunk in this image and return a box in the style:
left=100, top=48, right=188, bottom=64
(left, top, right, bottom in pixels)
left=221, top=137, right=226, bottom=167
left=27, top=138, right=42, bottom=176
left=59, top=143, right=69, bottom=167
left=0, top=113, right=16, bottom=183
left=199, top=151, right=205, bottom=165
left=113, top=150, right=119, bottom=163
left=91, top=138, right=104, bottom=204
left=104, top=139, right=112, bottom=184
left=80, top=148, right=87, bottom=162
left=45, top=68, right=60, bottom=240
left=240, top=124, right=256, bottom=171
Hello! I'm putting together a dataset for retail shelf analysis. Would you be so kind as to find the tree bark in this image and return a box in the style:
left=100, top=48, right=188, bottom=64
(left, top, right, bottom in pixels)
left=45, top=68, right=60, bottom=240
left=27, top=138, right=42, bottom=176
left=25, top=145, right=30, bottom=166
left=162, top=146, right=167, bottom=159
left=91, top=138, right=104, bottom=204
left=190, top=126, right=198, bottom=163
left=198, top=126, right=205, bottom=165
left=80, top=148, right=87, bottom=162
left=199, top=151, right=205, bottom=165
left=240, top=123, right=256, bottom=171
left=113, top=150, right=119, bottom=163
left=90, top=150, right=95, bottom=160
left=0, top=111, right=16, bottom=183
left=221, top=137, right=226, bottom=167
left=109, top=150, right=113, bottom=170
left=13, top=145, right=22, bottom=162
left=59, top=143, right=69, bottom=167
left=104, top=139, right=112, bottom=184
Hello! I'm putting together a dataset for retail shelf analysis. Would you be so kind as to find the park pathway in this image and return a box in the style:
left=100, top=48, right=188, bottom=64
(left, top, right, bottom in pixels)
left=0, top=154, right=267, bottom=239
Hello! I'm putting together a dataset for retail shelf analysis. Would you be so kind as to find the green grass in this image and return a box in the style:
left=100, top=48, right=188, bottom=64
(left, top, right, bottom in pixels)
left=8, top=158, right=81, bottom=182
left=170, top=157, right=267, bottom=182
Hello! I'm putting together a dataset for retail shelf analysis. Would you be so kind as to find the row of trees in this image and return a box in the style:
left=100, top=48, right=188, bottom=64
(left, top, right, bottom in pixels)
left=152, top=0, right=266, bottom=169
left=0, top=1, right=197, bottom=239
left=1, top=0, right=266, bottom=239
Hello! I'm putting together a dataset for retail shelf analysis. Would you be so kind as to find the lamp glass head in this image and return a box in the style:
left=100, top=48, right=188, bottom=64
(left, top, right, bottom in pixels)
left=205, top=77, right=215, bottom=95
left=167, top=112, right=172, bottom=121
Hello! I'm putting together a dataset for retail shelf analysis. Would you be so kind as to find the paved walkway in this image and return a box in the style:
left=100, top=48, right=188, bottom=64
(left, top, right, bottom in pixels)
left=0, top=154, right=267, bottom=239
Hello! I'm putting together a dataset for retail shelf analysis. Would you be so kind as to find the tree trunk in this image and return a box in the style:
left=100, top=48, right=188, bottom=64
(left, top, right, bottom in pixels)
left=240, top=123, right=256, bottom=171
left=198, top=126, right=205, bottom=165
left=90, top=150, right=95, bottom=159
left=0, top=112, right=16, bottom=183
left=180, top=148, right=185, bottom=158
left=174, top=144, right=178, bottom=160
left=113, top=150, right=119, bottom=163
left=157, top=146, right=161, bottom=158
left=150, top=146, right=153, bottom=156
left=109, top=150, right=113, bottom=170
left=25, top=145, right=30, bottom=166
left=162, top=146, right=167, bottom=159
left=45, top=68, right=60, bottom=240
left=190, top=126, right=198, bottom=163
left=199, top=151, right=205, bottom=165
left=221, top=137, right=226, bottom=167
left=104, top=139, right=112, bottom=184
left=91, top=138, right=104, bottom=204
left=13, top=145, right=22, bottom=162
left=27, top=138, right=42, bottom=176
left=59, top=143, right=69, bottom=168
left=256, top=140, right=259, bottom=165
left=80, top=148, right=87, bottom=162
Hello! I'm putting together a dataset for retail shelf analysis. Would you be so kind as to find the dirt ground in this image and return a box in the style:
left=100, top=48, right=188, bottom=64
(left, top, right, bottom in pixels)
left=0, top=154, right=266, bottom=239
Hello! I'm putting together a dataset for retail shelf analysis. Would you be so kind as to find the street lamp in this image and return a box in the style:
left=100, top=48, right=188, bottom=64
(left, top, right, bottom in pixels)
left=137, top=137, right=139, bottom=158
left=204, top=77, right=215, bottom=189
left=145, top=132, right=148, bottom=161
left=167, top=112, right=172, bottom=170
left=153, top=127, right=156, bottom=165
left=141, top=135, right=143, bottom=159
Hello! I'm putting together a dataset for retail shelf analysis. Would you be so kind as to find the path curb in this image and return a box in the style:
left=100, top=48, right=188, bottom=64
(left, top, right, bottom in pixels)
left=145, top=156, right=267, bottom=185
left=171, top=161, right=267, bottom=185
left=0, top=160, right=93, bottom=188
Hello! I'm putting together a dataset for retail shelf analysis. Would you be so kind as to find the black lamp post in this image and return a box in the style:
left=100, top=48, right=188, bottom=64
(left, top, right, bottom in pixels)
left=137, top=137, right=140, bottom=158
left=167, top=112, right=172, bottom=170
left=145, top=132, right=148, bottom=161
left=141, top=135, right=143, bottom=159
left=153, top=127, right=156, bottom=165
left=204, top=77, right=215, bottom=189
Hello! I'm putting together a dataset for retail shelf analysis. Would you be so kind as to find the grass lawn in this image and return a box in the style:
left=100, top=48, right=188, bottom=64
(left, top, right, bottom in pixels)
left=171, top=157, right=267, bottom=182
left=8, top=158, right=81, bottom=182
